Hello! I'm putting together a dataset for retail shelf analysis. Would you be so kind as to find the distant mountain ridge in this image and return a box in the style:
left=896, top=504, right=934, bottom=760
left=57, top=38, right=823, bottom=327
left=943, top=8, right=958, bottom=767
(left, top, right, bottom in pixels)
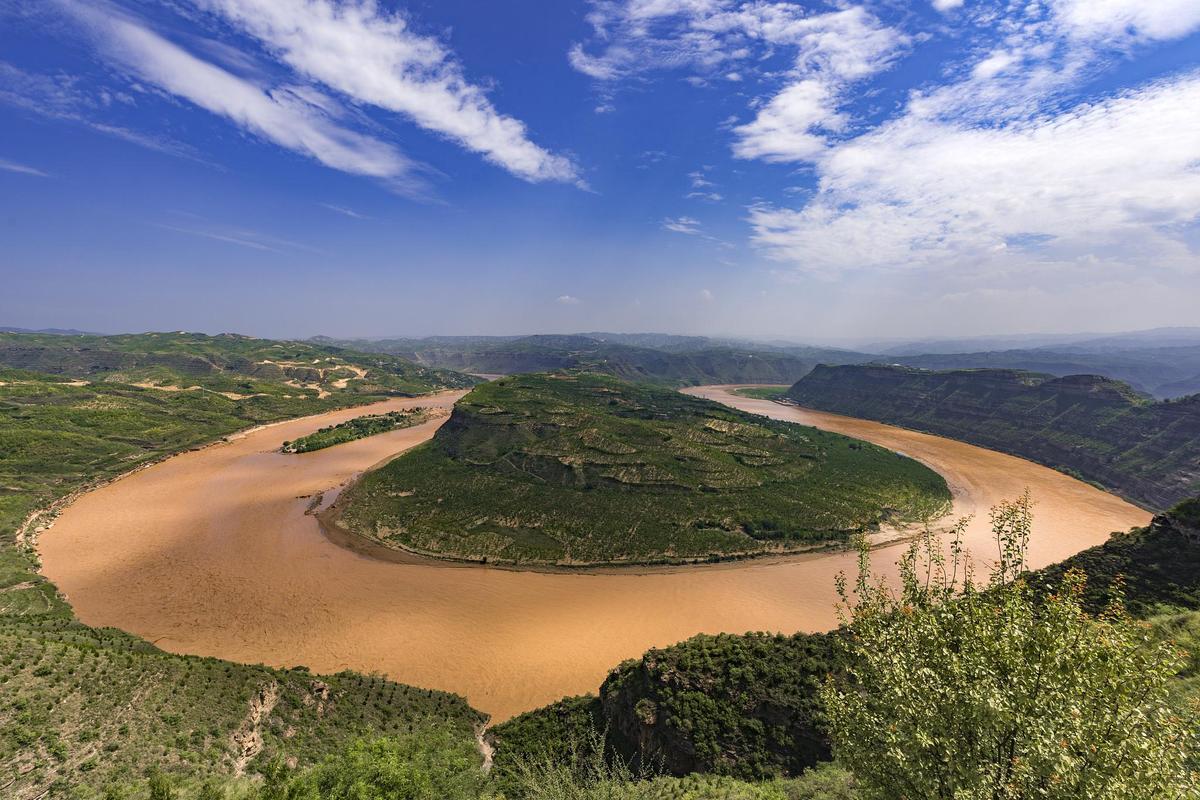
left=0, top=326, right=98, bottom=335
left=890, top=343, right=1200, bottom=399
left=785, top=364, right=1200, bottom=509
left=869, top=326, right=1200, bottom=355
left=313, top=328, right=1200, bottom=398
left=310, top=332, right=871, bottom=387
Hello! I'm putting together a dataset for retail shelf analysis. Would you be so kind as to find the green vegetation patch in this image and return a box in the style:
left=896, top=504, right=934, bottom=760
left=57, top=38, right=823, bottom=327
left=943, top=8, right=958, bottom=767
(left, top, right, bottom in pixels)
left=0, top=619, right=482, bottom=795
left=0, top=341, right=481, bottom=798
left=0, top=331, right=477, bottom=400
left=339, top=372, right=950, bottom=566
left=282, top=409, right=435, bottom=453
left=493, top=496, right=1200, bottom=787
left=492, top=631, right=848, bottom=785
left=731, top=386, right=789, bottom=401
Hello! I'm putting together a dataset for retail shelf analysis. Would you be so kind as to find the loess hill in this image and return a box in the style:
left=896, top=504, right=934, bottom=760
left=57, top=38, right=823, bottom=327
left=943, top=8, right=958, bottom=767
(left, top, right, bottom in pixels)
left=336, top=372, right=951, bottom=566
left=0, top=330, right=477, bottom=399
left=0, top=351, right=482, bottom=798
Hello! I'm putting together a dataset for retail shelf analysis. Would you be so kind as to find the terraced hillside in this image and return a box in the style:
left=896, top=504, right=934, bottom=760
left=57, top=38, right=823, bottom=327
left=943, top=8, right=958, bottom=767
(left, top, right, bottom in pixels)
left=0, top=349, right=482, bottom=797
left=0, top=331, right=476, bottom=399
left=786, top=364, right=1200, bottom=509
left=336, top=372, right=950, bottom=566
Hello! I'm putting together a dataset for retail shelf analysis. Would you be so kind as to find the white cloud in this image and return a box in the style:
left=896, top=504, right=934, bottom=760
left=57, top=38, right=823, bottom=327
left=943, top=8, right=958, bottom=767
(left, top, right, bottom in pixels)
left=0, top=157, right=49, bottom=177
left=191, top=0, right=579, bottom=184
left=555, top=294, right=581, bottom=305
left=55, top=1, right=417, bottom=187
left=740, top=0, right=1200, bottom=285
left=662, top=215, right=703, bottom=234
left=732, top=80, right=838, bottom=162
left=748, top=72, right=1200, bottom=276
left=1051, top=0, right=1200, bottom=45
left=932, top=0, right=964, bottom=11
left=699, top=288, right=714, bottom=301
left=569, top=43, right=624, bottom=81
left=569, top=2, right=907, bottom=164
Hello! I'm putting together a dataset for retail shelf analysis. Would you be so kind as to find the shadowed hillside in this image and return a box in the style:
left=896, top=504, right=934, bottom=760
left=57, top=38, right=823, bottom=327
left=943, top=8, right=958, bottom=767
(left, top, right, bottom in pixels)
left=892, top=343, right=1200, bottom=400
left=785, top=364, right=1200, bottom=509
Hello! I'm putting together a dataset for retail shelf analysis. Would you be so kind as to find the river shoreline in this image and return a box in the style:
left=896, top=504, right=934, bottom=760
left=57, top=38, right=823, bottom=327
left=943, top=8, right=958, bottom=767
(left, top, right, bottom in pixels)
left=38, top=384, right=1151, bottom=721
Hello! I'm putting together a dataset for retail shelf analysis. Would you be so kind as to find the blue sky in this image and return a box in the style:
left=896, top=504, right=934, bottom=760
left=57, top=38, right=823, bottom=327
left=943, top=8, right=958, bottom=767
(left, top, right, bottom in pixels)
left=1, top=0, right=1198, bottom=342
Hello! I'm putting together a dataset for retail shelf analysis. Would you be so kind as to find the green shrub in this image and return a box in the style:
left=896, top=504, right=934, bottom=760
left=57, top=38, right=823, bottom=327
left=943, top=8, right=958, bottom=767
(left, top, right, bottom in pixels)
left=821, top=494, right=1197, bottom=799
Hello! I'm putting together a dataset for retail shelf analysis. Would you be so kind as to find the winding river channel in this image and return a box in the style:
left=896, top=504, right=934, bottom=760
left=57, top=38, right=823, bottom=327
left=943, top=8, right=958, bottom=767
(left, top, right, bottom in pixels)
left=38, top=386, right=1150, bottom=721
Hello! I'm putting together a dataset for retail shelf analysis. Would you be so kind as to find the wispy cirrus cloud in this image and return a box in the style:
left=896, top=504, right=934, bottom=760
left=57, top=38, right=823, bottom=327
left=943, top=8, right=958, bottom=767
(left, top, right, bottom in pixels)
left=0, top=157, right=49, bottom=177
left=188, top=0, right=580, bottom=185
left=156, top=214, right=326, bottom=253
left=0, top=60, right=208, bottom=164
left=54, top=0, right=421, bottom=191
left=21, top=0, right=578, bottom=192
left=662, top=215, right=703, bottom=235
left=320, top=203, right=372, bottom=220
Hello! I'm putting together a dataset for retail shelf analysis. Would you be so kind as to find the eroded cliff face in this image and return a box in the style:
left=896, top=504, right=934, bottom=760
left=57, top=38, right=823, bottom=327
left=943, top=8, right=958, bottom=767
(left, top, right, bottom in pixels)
left=786, top=364, right=1200, bottom=509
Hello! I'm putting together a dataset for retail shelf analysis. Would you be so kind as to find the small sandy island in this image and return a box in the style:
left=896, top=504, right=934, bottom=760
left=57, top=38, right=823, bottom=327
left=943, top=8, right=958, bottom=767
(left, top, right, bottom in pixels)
left=38, top=385, right=1150, bottom=721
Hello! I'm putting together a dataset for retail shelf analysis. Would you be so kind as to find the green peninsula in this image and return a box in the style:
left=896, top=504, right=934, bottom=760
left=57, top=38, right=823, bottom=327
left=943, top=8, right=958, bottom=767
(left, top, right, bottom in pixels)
left=336, top=372, right=951, bottom=566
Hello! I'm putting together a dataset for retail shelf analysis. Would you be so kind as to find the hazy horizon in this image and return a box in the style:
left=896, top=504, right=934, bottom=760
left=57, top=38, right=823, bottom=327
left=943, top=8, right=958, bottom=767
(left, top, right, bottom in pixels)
left=6, top=322, right=1200, bottom=354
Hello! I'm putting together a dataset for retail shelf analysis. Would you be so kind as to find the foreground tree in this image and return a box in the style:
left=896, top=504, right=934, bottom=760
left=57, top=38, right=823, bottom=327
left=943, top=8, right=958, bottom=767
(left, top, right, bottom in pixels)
left=820, top=492, right=1197, bottom=799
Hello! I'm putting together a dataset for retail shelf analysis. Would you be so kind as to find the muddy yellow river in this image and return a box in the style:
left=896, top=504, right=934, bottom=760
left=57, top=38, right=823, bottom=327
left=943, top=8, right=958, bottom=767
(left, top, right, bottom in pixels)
left=39, top=386, right=1150, bottom=721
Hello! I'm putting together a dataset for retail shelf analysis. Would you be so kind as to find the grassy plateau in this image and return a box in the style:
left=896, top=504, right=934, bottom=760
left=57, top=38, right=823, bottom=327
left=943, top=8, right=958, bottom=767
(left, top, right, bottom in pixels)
left=336, top=372, right=951, bottom=566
